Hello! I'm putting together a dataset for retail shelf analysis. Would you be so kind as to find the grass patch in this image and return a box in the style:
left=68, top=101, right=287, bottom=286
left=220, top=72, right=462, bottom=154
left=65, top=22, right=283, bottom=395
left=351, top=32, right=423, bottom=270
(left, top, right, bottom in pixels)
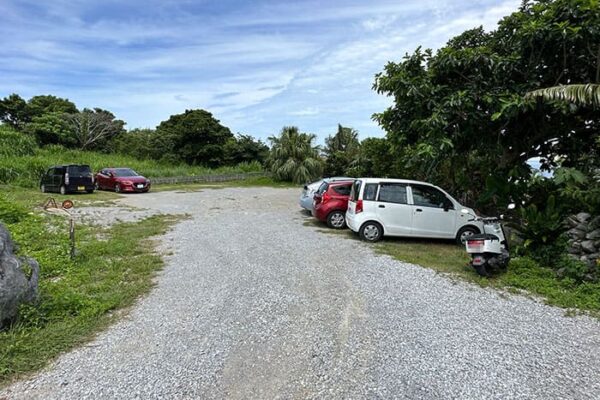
left=152, top=176, right=300, bottom=192
left=0, top=188, right=183, bottom=385
left=374, top=238, right=600, bottom=316
left=0, top=145, right=263, bottom=188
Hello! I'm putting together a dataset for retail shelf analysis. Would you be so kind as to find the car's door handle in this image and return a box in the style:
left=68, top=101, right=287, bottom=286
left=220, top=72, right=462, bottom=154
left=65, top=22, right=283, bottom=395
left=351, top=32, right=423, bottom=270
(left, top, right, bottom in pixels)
left=378, top=205, right=385, bottom=208
left=415, top=208, right=423, bottom=212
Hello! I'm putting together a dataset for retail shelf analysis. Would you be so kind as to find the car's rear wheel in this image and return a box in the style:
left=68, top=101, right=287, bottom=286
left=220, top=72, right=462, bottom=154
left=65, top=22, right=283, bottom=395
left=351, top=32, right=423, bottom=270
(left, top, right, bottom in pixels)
left=59, top=185, right=67, bottom=195
left=456, top=226, right=479, bottom=245
left=327, top=211, right=346, bottom=229
left=40, top=184, right=46, bottom=193
left=95, top=181, right=100, bottom=190
left=115, top=184, right=121, bottom=193
left=359, top=221, right=383, bottom=242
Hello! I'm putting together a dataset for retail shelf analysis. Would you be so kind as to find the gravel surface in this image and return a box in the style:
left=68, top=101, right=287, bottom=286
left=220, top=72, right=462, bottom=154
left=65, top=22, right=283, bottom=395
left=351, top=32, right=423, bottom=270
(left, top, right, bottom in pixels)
left=3, top=187, right=600, bottom=399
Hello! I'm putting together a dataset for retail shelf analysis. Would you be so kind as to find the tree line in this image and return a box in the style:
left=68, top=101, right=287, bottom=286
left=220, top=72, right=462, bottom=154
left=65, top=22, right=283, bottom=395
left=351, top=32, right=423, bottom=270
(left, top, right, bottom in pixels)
left=0, top=96, right=269, bottom=168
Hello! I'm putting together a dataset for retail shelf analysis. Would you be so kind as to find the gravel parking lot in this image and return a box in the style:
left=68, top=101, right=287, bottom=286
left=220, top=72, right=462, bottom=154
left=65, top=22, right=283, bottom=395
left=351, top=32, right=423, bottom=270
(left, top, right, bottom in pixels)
left=2, top=187, right=600, bottom=399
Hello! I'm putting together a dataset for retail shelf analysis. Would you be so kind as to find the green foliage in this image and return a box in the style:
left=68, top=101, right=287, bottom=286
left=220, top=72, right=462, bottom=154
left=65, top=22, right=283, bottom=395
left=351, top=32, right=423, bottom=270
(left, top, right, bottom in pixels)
left=323, top=124, right=360, bottom=176
left=0, top=94, right=29, bottom=129
left=0, top=145, right=263, bottom=188
left=267, top=126, right=323, bottom=184
left=372, top=0, right=600, bottom=210
left=0, top=125, right=37, bottom=157
left=154, top=109, right=233, bottom=167
left=223, top=134, right=269, bottom=166
left=111, top=128, right=156, bottom=159
left=23, top=112, right=74, bottom=147
left=0, top=193, right=28, bottom=224
left=527, top=84, right=600, bottom=108
left=513, top=195, right=567, bottom=267
left=352, top=137, right=395, bottom=177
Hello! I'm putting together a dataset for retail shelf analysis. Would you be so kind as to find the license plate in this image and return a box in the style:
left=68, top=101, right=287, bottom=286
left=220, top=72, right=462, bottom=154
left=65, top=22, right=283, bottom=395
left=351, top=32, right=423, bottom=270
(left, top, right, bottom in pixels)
left=78, top=186, right=85, bottom=191
left=136, top=184, right=144, bottom=188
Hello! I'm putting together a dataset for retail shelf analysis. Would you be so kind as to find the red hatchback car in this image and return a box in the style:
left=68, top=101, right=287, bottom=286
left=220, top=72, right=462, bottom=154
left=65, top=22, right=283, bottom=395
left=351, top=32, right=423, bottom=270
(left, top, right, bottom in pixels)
left=95, top=168, right=151, bottom=193
left=312, top=180, right=354, bottom=229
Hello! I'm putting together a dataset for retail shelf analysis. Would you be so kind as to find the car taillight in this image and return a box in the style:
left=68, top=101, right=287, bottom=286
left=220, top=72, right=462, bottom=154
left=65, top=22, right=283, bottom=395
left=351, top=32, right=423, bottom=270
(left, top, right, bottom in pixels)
left=65, top=172, right=69, bottom=185
left=355, top=199, right=363, bottom=213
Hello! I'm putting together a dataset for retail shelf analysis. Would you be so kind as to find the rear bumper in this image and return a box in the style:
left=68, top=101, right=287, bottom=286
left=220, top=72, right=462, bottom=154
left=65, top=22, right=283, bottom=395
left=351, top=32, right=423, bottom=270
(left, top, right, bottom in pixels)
left=66, top=184, right=94, bottom=192
left=299, top=195, right=314, bottom=210
left=346, top=213, right=360, bottom=232
left=313, top=206, right=328, bottom=222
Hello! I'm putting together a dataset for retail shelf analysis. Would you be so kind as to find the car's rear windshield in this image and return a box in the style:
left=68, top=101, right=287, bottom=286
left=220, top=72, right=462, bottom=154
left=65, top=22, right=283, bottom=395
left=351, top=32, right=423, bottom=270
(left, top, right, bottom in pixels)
left=113, top=168, right=138, bottom=177
left=316, top=182, right=329, bottom=195
left=67, top=165, right=91, bottom=175
left=350, top=180, right=362, bottom=201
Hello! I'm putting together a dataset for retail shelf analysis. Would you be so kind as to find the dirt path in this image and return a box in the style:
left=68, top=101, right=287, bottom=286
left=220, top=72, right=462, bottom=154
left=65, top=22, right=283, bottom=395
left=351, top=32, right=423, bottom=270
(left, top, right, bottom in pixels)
left=2, top=187, right=599, bottom=399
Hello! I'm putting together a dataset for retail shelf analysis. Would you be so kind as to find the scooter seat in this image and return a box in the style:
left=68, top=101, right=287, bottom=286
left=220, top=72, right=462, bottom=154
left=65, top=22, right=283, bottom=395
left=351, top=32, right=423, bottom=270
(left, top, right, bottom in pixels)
left=468, top=233, right=500, bottom=241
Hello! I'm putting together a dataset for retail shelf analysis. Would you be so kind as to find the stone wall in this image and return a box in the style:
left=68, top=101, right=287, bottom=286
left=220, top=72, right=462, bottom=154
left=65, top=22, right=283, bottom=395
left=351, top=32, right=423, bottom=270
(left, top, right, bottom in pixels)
left=566, top=213, right=600, bottom=267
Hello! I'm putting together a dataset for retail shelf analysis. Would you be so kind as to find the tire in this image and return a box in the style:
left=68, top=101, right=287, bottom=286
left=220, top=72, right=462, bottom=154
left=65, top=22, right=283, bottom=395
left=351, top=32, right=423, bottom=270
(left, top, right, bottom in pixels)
left=327, top=211, right=346, bottom=229
left=40, top=184, right=46, bottom=193
left=115, top=184, right=121, bottom=193
left=474, top=264, right=490, bottom=277
left=95, top=182, right=100, bottom=191
left=59, top=185, right=67, bottom=195
left=86, top=189, right=94, bottom=194
left=456, top=226, right=479, bottom=245
left=359, top=221, right=383, bottom=242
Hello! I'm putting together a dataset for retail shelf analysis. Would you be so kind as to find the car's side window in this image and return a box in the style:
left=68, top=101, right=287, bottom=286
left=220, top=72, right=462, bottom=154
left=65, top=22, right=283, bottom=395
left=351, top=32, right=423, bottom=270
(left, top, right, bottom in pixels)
left=411, top=185, right=450, bottom=208
left=333, top=184, right=351, bottom=196
left=378, top=183, right=408, bottom=204
left=363, top=183, right=378, bottom=201
left=47, top=168, right=54, bottom=176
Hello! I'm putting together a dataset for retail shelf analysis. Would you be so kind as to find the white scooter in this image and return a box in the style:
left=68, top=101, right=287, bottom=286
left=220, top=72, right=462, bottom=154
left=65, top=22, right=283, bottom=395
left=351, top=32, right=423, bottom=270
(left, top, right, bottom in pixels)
left=460, top=207, right=513, bottom=277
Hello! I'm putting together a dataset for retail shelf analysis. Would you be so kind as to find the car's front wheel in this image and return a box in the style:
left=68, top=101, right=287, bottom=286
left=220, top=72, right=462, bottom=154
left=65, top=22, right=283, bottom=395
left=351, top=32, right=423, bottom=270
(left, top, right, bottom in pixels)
left=40, top=184, right=46, bottom=193
left=359, top=221, right=383, bottom=242
left=59, top=185, right=67, bottom=195
left=327, top=211, right=346, bottom=229
left=115, top=184, right=121, bottom=193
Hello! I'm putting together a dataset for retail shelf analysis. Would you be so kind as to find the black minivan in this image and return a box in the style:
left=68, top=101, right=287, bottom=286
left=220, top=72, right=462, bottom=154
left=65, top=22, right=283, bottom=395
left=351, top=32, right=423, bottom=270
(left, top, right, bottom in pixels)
left=40, top=165, right=95, bottom=194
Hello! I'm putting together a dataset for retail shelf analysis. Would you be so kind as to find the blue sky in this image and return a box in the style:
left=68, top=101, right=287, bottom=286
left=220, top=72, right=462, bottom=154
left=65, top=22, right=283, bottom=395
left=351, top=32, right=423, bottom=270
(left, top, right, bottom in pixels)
left=0, top=0, right=520, bottom=144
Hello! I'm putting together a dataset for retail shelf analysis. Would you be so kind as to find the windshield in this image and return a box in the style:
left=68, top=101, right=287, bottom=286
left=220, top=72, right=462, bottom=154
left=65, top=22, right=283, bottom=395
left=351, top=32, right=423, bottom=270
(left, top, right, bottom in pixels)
left=113, top=168, right=139, bottom=177
left=67, top=165, right=91, bottom=175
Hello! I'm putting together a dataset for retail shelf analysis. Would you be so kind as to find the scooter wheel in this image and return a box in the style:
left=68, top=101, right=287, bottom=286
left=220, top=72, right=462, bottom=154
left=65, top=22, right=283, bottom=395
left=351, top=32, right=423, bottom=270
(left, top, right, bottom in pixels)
left=474, top=264, right=490, bottom=277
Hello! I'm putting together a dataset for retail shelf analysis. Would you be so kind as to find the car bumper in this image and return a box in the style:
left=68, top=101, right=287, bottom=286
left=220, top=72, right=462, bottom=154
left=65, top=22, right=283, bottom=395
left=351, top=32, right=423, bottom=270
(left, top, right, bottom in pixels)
left=299, top=195, right=314, bottom=210
left=346, top=212, right=360, bottom=232
left=313, top=206, right=328, bottom=222
left=66, top=184, right=94, bottom=192
left=122, top=184, right=150, bottom=192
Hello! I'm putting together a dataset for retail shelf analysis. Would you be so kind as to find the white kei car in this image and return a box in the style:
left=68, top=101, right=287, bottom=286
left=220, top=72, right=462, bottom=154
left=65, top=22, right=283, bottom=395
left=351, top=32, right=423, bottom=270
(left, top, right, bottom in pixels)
left=346, top=178, right=483, bottom=243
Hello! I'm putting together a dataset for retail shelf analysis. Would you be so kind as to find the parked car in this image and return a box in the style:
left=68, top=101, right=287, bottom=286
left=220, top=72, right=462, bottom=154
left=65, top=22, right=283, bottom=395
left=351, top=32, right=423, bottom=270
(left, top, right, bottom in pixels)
left=95, top=168, right=151, bottom=193
left=40, top=164, right=95, bottom=194
left=299, top=177, right=353, bottom=211
left=312, top=180, right=354, bottom=228
left=346, top=178, right=482, bottom=243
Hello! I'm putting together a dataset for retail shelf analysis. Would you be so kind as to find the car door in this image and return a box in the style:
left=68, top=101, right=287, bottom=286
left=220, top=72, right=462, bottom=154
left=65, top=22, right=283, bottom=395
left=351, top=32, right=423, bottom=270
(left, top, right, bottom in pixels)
left=409, top=184, right=457, bottom=238
left=97, top=169, right=108, bottom=189
left=52, top=167, right=64, bottom=191
left=375, top=182, right=412, bottom=236
left=41, top=168, right=54, bottom=191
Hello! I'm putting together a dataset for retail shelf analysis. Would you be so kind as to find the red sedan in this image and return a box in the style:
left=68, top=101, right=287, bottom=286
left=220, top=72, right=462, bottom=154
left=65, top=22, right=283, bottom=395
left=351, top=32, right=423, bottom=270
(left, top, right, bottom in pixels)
left=95, top=168, right=151, bottom=193
left=312, top=180, right=354, bottom=229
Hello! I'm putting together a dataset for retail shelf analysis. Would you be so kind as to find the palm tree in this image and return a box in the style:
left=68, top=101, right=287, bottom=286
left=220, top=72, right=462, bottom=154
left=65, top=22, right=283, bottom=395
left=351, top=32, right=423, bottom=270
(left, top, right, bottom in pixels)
left=268, top=126, right=323, bottom=184
left=526, top=84, right=600, bottom=108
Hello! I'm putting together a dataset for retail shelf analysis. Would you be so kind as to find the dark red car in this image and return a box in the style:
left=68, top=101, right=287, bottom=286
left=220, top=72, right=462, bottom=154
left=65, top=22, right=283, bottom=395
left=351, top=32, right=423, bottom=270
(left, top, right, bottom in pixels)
left=95, top=168, right=151, bottom=193
left=312, top=180, right=354, bottom=229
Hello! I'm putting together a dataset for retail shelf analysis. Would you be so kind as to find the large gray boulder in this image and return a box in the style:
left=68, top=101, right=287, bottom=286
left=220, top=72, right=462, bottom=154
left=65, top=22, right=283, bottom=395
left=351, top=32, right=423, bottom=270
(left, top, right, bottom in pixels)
left=0, top=223, right=39, bottom=329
